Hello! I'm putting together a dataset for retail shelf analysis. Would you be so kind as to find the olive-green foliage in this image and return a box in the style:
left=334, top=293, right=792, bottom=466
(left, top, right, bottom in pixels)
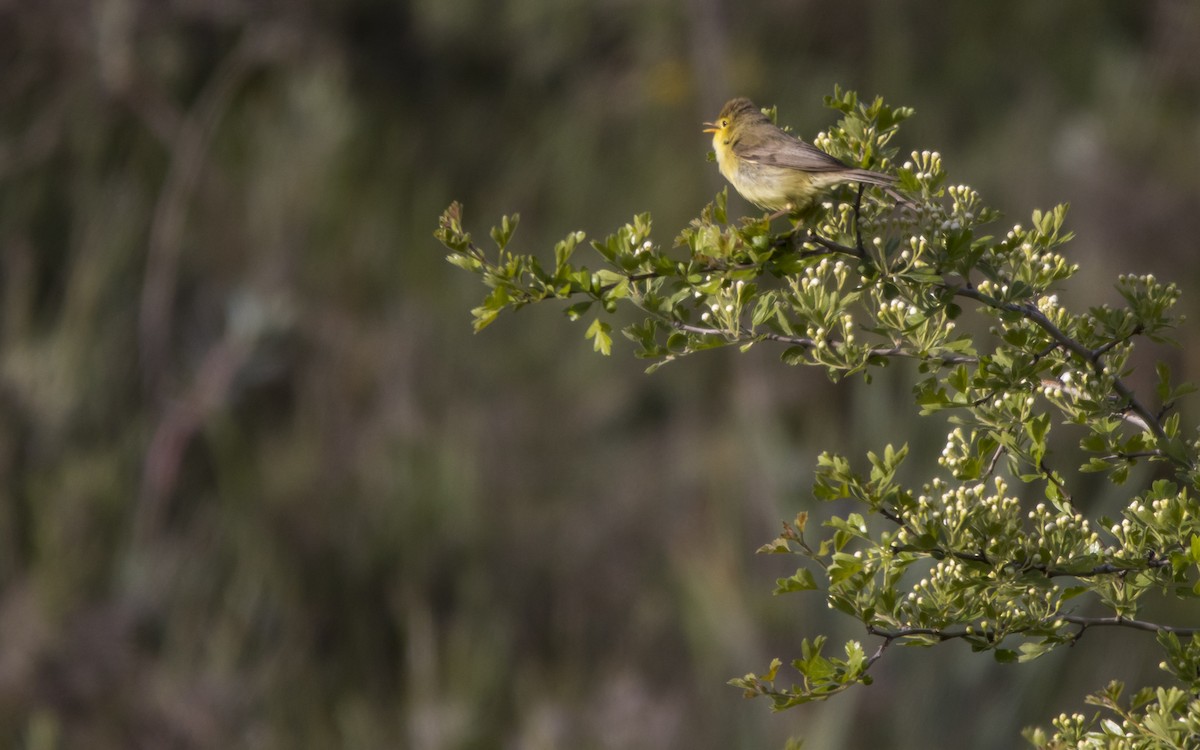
left=440, top=91, right=1200, bottom=748
left=5, top=1, right=1200, bottom=749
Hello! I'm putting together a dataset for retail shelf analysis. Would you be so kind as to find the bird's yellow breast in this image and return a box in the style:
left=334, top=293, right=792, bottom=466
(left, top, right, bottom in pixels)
left=711, top=131, right=817, bottom=212
left=711, top=132, right=742, bottom=185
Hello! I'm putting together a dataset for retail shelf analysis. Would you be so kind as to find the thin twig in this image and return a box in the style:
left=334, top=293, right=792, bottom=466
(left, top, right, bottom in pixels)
left=1062, top=614, right=1200, bottom=636
left=1101, top=451, right=1166, bottom=462
left=1039, top=377, right=1152, bottom=432
left=800, top=232, right=862, bottom=257
left=853, top=184, right=865, bottom=256
left=669, top=320, right=977, bottom=365
left=864, top=613, right=1199, bottom=667
left=1091, top=330, right=1138, bottom=359
left=952, top=286, right=1177, bottom=461
left=982, top=444, right=1007, bottom=478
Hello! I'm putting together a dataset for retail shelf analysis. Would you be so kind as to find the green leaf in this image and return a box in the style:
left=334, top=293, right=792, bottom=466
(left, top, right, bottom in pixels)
left=445, top=252, right=483, bottom=273
left=554, top=230, right=585, bottom=268
left=564, top=300, right=593, bottom=321
left=774, top=568, right=819, bottom=595
left=828, top=553, right=864, bottom=583
left=1018, top=641, right=1056, bottom=662
left=592, top=269, right=626, bottom=288
left=490, top=213, right=520, bottom=249
left=586, top=318, right=612, bottom=356
left=781, top=346, right=809, bottom=365
left=469, top=304, right=501, bottom=332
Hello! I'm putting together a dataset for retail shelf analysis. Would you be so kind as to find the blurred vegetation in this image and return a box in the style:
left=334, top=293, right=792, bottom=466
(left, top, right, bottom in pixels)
left=1, top=1, right=1198, bottom=749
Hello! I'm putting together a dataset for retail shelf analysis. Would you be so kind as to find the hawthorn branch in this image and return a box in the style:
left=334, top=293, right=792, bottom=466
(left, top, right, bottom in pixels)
left=1062, top=615, right=1200, bottom=637
left=1039, top=377, right=1153, bottom=433
left=952, top=286, right=1181, bottom=465
left=1091, top=326, right=1142, bottom=359
left=864, top=624, right=977, bottom=669
left=866, top=614, right=1200, bottom=667
left=866, top=624, right=976, bottom=642
left=619, top=238, right=858, bottom=291
left=772, top=229, right=862, bottom=257
left=1037, top=459, right=1072, bottom=505
left=1102, top=450, right=1166, bottom=462
left=668, top=321, right=977, bottom=366
left=1039, top=557, right=1171, bottom=578
left=983, top=444, right=1007, bottom=478
left=883, top=536, right=1172, bottom=580
left=853, top=184, right=866, bottom=256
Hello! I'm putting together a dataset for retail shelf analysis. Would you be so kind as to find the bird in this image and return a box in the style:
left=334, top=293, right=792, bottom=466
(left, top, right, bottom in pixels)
left=703, top=97, right=902, bottom=214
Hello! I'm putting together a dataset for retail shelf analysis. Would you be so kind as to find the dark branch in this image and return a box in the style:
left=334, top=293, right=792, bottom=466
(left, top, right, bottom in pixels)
left=668, top=321, right=977, bottom=365
left=952, top=286, right=1181, bottom=466
left=1063, top=614, right=1200, bottom=637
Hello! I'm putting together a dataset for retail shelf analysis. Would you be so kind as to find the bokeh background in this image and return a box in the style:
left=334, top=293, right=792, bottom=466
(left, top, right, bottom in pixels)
left=2, top=1, right=1199, bottom=748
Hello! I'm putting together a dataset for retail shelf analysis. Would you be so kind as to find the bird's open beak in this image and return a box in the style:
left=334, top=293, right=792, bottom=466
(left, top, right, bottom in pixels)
left=702, top=121, right=718, bottom=133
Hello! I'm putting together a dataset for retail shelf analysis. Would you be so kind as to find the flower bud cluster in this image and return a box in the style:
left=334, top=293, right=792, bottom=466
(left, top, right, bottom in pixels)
left=1116, top=273, right=1182, bottom=317
left=903, top=557, right=967, bottom=612
left=876, top=296, right=921, bottom=329
left=905, top=235, right=931, bottom=263
left=1026, top=503, right=1101, bottom=566
left=698, top=275, right=746, bottom=331
left=947, top=184, right=980, bottom=221
left=972, top=278, right=1009, bottom=298
left=1117, top=272, right=1160, bottom=286
left=936, top=427, right=973, bottom=475
left=895, top=476, right=1020, bottom=554
left=1050, top=712, right=1089, bottom=736
left=904, top=150, right=942, bottom=182
left=1035, top=294, right=1060, bottom=314
left=788, top=258, right=851, bottom=312
left=1040, top=369, right=1089, bottom=400
left=1112, top=491, right=1193, bottom=551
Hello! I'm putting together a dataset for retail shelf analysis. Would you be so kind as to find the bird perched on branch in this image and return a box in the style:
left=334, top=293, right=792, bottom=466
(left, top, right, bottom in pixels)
left=704, top=97, right=903, bottom=213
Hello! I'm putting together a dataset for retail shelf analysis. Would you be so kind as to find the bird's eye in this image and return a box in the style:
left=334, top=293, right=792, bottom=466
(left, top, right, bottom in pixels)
left=720, top=119, right=728, bottom=127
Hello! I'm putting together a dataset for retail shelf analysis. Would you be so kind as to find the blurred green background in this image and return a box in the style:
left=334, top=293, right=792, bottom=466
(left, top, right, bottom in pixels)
left=2, top=1, right=1199, bottom=748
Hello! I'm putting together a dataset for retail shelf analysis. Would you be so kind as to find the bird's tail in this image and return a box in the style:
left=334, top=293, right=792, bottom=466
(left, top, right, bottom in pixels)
left=843, top=168, right=894, bottom=187
left=843, top=168, right=909, bottom=205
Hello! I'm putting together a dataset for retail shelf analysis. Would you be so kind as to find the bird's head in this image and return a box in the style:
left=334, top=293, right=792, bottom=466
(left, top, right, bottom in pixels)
left=703, top=97, right=761, bottom=141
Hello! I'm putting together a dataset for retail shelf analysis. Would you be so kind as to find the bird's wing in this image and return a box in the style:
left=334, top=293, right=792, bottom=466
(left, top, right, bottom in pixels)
left=733, top=135, right=849, bottom=173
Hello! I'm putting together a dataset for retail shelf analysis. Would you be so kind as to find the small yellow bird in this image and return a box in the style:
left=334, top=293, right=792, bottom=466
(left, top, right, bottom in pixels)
left=704, top=97, right=900, bottom=213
